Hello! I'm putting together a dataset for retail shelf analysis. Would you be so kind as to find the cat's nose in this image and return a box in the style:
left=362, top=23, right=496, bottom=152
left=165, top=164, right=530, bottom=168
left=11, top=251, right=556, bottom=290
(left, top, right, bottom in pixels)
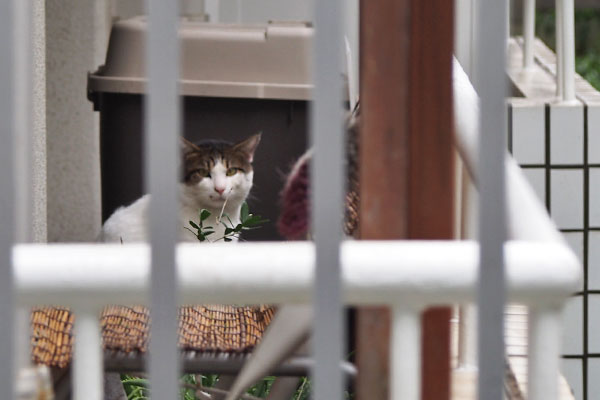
left=214, top=187, right=225, bottom=195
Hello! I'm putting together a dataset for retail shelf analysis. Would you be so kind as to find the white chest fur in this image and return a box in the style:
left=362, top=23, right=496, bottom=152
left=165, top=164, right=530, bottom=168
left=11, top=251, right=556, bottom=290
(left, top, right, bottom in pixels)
left=100, top=194, right=241, bottom=243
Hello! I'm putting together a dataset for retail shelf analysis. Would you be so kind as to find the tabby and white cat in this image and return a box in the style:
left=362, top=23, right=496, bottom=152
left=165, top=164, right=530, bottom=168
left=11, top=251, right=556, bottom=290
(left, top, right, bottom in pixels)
left=100, top=134, right=261, bottom=243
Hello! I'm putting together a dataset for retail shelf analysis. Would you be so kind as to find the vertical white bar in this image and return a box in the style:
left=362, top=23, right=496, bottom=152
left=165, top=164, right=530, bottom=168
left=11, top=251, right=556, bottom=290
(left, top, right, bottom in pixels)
left=14, top=0, right=32, bottom=243
left=523, top=0, right=535, bottom=69
left=527, top=306, right=561, bottom=400
left=1, top=0, right=16, bottom=397
left=311, top=1, right=344, bottom=400
left=555, top=0, right=564, bottom=98
left=458, top=305, right=478, bottom=368
left=146, top=0, right=181, bottom=398
left=455, top=0, right=475, bottom=76
left=506, top=0, right=511, bottom=43
left=476, top=1, right=507, bottom=400
left=13, top=0, right=33, bottom=373
left=31, top=0, right=47, bottom=243
left=73, top=309, right=103, bottom=400
left=470, top=0, right=479, bottom=81
left=459, top=171, right=479, bottom=369
left=391, top=308, right=421, bottom=400
left=560, top=0, right=575, bottom=102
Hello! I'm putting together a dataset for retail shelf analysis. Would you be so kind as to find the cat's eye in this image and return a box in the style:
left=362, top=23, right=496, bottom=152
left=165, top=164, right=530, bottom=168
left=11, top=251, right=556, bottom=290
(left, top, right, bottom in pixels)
left=226, top=167, right=241, bottom=176
left=190, top=169, right=210, bottom=180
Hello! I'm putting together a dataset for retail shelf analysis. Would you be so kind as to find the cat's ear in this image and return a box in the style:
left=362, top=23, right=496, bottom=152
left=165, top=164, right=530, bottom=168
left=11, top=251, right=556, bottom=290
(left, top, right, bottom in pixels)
left=180, top=137, right=200, bottom=154
left=233, top=133, right=261, bottom=162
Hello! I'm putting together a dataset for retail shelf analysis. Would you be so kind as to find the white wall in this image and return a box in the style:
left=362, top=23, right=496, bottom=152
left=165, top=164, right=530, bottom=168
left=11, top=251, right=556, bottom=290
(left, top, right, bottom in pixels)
left=45, top=0, right=111, bottom=242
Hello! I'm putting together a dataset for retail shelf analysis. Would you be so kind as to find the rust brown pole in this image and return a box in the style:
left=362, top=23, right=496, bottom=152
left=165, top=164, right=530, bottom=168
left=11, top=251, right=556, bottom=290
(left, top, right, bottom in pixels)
left=408, top=2, right=455, bottom=400
left=357, top=1, right=454, bottom=399
left=356, top=1, right=410, bottom=399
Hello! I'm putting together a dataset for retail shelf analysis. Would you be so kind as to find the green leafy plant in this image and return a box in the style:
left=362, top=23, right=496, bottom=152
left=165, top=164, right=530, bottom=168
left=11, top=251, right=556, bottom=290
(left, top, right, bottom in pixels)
left=186, top=201, right=268, bottom=242
left=185, top=209, right=214, bottom=242
left=121, top=375, right=149, bottom=400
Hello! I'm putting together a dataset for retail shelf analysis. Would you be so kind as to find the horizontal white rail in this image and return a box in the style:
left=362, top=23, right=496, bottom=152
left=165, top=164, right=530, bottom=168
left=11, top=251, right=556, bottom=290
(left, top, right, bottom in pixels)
left=14, top=239, right=580, bottom=400
left=14, top=240, right=579, bottom=308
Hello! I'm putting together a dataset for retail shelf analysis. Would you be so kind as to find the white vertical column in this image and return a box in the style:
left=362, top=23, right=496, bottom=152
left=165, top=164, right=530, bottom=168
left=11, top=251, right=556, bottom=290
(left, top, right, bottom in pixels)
left=476, top=1, right=507, bottom=400
left=31, top=0, right=47, bottom=243
left=391, top=308, right=421, bottom=400
left=0, top=0, right=16, bottom=397
left=527, top=306, right=561, bottom=400
left=458, top=170, right=479, bottom=370
left=523, top=0, right=535, bottom=69
left=555, top=0, right=564, bottom=98
left=506, top=0, right=511, bottom=44
left=146, top=0, right=181, bottom=398
left=455, top=0, right=477, bottom=77
left=14, top=0, right=32, bottom=243
left=73, top=309, right=103, bottom=400
left=311, top=1, right=344, bottom=400
left=559, top=0, right=576, bottom=102
left=458, top=305, right=478, bottom=368
left=13, top=0, right=33, bottom=373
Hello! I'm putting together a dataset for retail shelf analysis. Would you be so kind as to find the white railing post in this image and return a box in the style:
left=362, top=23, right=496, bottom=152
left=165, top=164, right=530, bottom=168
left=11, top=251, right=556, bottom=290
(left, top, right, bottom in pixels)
left=146, top=0, right=181, bottom=398
left=458, top=305, right=478, bottom=368
left=73, top=308, right=103, bottom=400
left=391, top=307, right=422, bottom=400
left=523, top=0, right=536, bottom=69
left=476, top=0, right=508, bottom=399
left=559, top=0, right=576, bottom=102
left=13, top=0, right=35, bottom=375
left=1, top=0, right=17, bottom=397
left=555, top=0, right=564, bottom=98
left=527, top=306, right=562, bottom=400
left=311, top=0, right=344, bottom=399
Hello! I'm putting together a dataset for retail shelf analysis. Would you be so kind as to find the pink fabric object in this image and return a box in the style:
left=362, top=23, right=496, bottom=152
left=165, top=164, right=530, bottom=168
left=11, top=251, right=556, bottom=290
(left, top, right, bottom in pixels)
left=277, top=102, right=360, bottom=240
left=277, top=151, right=312, bottom=240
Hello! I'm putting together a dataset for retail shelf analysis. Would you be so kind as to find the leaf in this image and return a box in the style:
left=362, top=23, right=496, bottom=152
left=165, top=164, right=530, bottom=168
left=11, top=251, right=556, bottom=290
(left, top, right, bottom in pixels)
left=202, top=230, right=215, bottom=236
left=243, top=215, right=269, bottom=227
left=224, top=237, right=232, bottom=242
left=189, top=221, right=200, bottom=230
left=200, top=209, right=211, bottom=221
left=241, top=226, right=262, bottom=231
left=224, top=227, right=234, bottom=235
left=241, top=202, right=249, bottom=222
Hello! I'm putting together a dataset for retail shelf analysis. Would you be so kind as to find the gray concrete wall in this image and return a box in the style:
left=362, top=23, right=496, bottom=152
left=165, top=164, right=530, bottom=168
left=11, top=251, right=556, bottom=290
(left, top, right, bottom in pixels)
left=46, top=0, right=110, bottom=242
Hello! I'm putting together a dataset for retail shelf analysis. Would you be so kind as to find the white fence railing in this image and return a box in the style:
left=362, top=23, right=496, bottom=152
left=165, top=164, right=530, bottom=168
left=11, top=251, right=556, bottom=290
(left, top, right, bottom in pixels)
left=523, top=0, right=576, bottom=102
left=2, top=1, right=584, bottom=400
left=8, top=59, right=582, bottom=400
left=13, top=239, right=579, bottom=400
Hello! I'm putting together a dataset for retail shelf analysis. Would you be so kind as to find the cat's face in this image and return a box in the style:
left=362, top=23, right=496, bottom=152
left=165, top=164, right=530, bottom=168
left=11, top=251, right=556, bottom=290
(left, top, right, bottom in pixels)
left=180, top=134, right=261, bottom=211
